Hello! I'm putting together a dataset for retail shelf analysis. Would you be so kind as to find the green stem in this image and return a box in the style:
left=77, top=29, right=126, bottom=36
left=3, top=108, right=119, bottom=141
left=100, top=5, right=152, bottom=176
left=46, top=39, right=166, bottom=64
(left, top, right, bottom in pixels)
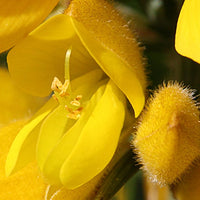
left=94, top=150, right=138, bottom=200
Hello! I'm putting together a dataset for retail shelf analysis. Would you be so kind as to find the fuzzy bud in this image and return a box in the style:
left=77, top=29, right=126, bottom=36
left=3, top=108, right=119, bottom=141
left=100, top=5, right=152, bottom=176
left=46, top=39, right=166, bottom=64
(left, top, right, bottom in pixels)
left=133, top=83, right=200, bottom=185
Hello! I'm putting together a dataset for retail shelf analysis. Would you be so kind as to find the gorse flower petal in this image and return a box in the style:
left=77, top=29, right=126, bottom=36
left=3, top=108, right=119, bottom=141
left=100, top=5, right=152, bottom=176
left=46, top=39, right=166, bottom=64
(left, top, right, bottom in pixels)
left=0, top=0, right=59, bottom=53
left=134, top=83, right=200, bottom=185
left=175, top=0, right=200, bottom=63
left=8, top=0, right=146, bottom=117
left=5, top=98, right=58, bottom=176
left=0, top=67, right=46, bottom=126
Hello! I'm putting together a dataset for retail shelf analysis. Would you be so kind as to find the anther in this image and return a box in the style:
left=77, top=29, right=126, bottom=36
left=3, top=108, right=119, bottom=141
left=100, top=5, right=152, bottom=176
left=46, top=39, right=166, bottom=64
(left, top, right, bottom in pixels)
left=75, top=95, right=82, bottom=101
left=70, top=100, right=81, bottom=107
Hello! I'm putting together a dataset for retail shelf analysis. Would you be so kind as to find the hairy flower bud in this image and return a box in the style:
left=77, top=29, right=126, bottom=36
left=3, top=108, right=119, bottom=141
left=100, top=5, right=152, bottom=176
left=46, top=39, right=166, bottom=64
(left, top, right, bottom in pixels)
left=133, top=83, right=200, bottom=185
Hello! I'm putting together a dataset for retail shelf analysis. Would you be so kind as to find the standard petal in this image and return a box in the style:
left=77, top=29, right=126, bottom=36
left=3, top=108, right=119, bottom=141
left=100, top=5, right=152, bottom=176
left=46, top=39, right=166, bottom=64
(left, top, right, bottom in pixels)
left=175, top=0, right=200, bottom=63
left=0, top=0, right=59, bottom=53
left=66, top=0, right=146, bottom=117
left=60, top=80, right=125, bottom=188
left=8, top=15, right=75, bottom=96
left=5, top=98, right=57, bottom=176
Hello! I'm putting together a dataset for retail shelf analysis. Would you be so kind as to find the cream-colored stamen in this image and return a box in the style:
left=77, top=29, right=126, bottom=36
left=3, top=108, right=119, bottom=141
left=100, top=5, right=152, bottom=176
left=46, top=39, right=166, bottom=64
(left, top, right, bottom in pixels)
left=75, top=95, right=82, bottom=101
left=51, top=77, right=70, bottom=97
left=70, top=100, right=81, bottom=107
left=65, top=105, right=83, bottom=120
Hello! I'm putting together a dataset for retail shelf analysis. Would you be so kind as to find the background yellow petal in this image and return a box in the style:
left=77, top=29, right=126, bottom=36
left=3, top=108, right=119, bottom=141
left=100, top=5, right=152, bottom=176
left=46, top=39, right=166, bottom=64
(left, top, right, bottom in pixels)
left=0, top=67, right=46, bottom=126
left=8, top=15, right=75, bottom=97
left=0, top=0, right=59, bottom=53
left=66, top=0, right=147, bottom=116
left=6, top=98, right=57, bottom=176
left=0, top=121, right=47, bottom=200
left=175, top=0, right=200, bottom=63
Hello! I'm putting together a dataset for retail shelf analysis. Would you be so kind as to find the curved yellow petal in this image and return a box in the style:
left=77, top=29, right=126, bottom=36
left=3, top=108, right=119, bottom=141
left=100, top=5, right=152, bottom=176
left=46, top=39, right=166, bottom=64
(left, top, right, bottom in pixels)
left=5, top=98, right=57, bottom=176
left=0, top=67, right=46, bottom=126
left=0, top=0, right=59, bottom=53
left=60, top=81, right=125, bottom=188
left=66, top=0, right=146, bottom=117
left=37, top=105, right=71, bottom=171
left=175, top=0, right=200, bottom=63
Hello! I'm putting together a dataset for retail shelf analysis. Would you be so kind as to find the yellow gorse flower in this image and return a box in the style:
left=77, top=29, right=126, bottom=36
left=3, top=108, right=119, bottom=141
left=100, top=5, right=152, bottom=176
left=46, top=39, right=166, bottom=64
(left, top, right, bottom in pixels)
left=6, top=0, right=146, bottom=189
left=134, top=83, right=200, bottom=185
left=0, top=0, right=59, bottom=53
left=0, top=69, right=111, bottom=199
left=175, top=0, right=200, bottom=63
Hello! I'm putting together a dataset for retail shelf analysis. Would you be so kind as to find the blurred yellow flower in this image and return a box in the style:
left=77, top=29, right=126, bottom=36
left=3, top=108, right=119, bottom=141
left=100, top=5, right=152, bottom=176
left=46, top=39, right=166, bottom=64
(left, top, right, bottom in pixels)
left=6, top=0, right=146, bottom=189
left=175, top=0, right=200, bottom=63
left=0, top=0, right=59, bottom=53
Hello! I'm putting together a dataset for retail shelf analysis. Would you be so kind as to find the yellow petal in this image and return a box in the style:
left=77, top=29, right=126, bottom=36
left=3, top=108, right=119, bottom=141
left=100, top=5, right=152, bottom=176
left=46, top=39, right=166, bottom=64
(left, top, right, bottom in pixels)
left=42, top=80, right=125, bottom=188
left=8, top=15, right=75, bottom=96
left=46, top=172, right=103, bottom=200
left=0, top=121, right=47, bottom=200
left=5, top=98, right=57, bottom=176
left=66, top=0, right=146, bottom=117
left=60, top=81, right=125, bottom=188
left=37, top=105, right=71, bottom=171
left=8, top=14, right=98, bottom=97
left=0, top=0, right=59, bottom=53
left=175, top=0, right=200, bottom=63
left=0, top=67, right=46, bottom=126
